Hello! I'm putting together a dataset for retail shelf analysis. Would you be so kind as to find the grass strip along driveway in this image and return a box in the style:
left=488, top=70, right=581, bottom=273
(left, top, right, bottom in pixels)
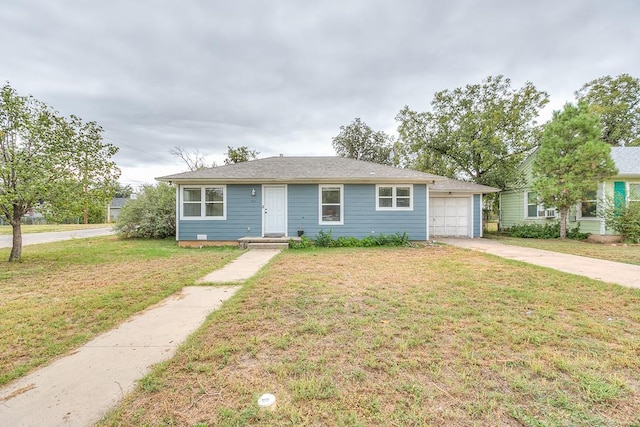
left=487, top=235, right=640, bottom=266
left=0, top=237, right=239, bottom=386
left=101, top=246, right=640, bottom=426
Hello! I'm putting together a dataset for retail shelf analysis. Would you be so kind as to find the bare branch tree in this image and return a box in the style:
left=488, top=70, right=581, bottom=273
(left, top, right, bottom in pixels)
left=169, top=146, right=215, bottom=171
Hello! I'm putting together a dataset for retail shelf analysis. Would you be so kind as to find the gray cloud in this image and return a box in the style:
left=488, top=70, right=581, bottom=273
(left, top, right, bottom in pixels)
left=1, top=0, right=638, bottom=184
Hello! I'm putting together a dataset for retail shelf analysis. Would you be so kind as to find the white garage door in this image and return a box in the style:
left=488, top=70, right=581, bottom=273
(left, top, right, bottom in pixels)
left=429, top=197, right=471, bottom=237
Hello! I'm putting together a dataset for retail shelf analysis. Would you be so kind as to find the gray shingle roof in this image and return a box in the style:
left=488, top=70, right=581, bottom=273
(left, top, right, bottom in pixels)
left=157, top=156, right=445, bottom=184
left=611, top=147, right=640, bottom=177
left=109, top=197, right=130, bottom=208
left=430, top=177, right=500, bottom=193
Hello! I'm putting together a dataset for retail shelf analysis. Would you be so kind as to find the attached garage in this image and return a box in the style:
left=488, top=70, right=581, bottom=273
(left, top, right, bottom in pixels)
left=428, top=178, right=501, bottom=239
left=429, top=196, right=471, bottom=237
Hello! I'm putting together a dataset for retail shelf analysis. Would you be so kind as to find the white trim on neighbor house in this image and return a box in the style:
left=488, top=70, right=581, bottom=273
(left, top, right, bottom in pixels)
left=318, top=184, right=344, bottom=226
left=524, top=190, right=542, bottom=219
left=577, top=189, right=599, bottom=220
left=375, top=184, right=413, bottom=211
left=179, top=185, right=227, bottom=221
left=629, top=182, right=640, bottom=205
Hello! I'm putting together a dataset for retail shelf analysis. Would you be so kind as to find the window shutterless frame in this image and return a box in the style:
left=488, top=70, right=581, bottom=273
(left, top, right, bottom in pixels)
left=319, top=184, right=344, bottom=225
left=180, top=185, right=226, bottom=220
left=375, top=184, right=413, bottom=210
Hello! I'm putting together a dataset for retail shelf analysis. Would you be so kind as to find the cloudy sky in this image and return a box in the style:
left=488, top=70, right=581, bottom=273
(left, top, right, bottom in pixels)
left=2, top=0, right=638, bottom=186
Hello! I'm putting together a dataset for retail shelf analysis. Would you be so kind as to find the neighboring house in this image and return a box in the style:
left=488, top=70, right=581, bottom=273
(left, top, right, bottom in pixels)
left=500, top=147, right=640, bottom=236
left=156, top=156, right=500, bottom=246
left=107, top=196, right=136, bottom=223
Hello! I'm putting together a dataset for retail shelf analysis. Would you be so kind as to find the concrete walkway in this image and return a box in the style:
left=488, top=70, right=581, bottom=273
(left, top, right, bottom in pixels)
left=438, top=238, right=640, bottom=289
left=197, top=249, right=282, bottom=283
left=0, top=249, right=281, bottom=427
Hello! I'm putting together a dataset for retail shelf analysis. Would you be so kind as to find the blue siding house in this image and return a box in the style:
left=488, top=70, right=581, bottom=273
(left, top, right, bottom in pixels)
left=157, top=156, right=499, bottom=245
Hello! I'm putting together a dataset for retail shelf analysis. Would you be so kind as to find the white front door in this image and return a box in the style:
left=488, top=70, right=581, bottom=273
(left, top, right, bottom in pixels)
left=263, top=185, right=287, bottom=236
left=429, top=197, right=470, bottom=237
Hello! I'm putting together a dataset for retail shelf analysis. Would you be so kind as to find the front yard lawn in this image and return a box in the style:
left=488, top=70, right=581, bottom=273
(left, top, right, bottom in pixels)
left=488, top=235, right=640, bottom=266
left=101, top=246, right=640, bottom=426
left=0, top=237, right=239, bottom=386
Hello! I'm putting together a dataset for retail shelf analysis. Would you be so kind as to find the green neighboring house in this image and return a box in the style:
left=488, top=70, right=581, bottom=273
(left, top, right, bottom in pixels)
left=500, top=147, right=640, bottom=237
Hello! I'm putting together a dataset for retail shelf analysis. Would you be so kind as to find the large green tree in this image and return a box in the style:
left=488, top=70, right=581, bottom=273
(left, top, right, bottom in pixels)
left=48, top=115, right=119, bottom=224
left=397, top=75, right=549, bottom=190
left=332, top=117, right=395, bottom=165
left=224, top=145, right=259, bottom=165
left=533, top=102, right=617, bottom=239
left=575, top=74, right=640, bottom=147
left=0, top=83, right=120, bottom=261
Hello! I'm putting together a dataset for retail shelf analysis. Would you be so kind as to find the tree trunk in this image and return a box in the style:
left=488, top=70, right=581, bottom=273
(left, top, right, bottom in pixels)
left=9, top=219, right=22, bottom=262
left=559, top=208, right=568, bottom=239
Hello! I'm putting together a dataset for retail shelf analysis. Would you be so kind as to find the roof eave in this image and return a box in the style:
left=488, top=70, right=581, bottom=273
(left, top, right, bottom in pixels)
left=156, top=177, right=443, bottom=184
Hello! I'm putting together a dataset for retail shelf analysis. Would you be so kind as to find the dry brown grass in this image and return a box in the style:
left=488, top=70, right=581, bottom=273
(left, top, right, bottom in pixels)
left=0, top=237, right=239, bottom=385
left=101, top=246, right=640, bottom=426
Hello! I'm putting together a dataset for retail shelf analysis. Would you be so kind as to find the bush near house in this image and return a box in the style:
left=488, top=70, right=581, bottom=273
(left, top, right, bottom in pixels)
left=604, top=202, right=640, bottom=243
left=289, top=230, right=411, bottom=248
left=114, top=183, right=175, bottom=239
left=506, top=222, right=589, bottom=240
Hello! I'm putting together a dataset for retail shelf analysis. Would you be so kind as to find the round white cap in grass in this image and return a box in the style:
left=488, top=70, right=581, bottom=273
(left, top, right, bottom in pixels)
left=258, top=393, right=276, bottom=408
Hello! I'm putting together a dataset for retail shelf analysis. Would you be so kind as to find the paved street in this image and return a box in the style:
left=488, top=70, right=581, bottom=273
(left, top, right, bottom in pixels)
left=0, top=227, right=115, bottom=248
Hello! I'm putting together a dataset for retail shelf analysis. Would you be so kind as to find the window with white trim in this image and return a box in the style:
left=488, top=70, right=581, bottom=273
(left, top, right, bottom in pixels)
left=319, top=185, right=343, bottom=224
left=376, top=185, right=413, bottom=210
left=181, top=186, right=225, bottom=219
left=525, top=191, right=543, bottom=218
left=630, top=183, right=640, bottom=207
left=579, top=190, right=598, bottom=218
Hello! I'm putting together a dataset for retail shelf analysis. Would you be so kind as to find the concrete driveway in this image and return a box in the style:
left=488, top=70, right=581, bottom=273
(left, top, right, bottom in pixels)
left=0, top=227, right=115, bottom=248
left=438, top=238, right=640, bottom=289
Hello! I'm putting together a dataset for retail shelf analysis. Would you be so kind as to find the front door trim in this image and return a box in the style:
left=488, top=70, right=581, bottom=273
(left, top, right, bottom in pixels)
left=262, top=185, right=287, bottom=237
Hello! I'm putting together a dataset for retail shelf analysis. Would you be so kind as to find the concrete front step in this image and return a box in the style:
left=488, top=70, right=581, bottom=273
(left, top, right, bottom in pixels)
left=238, top=236, right=300, bottom=249
left=245, top=242, right=290, bottom=250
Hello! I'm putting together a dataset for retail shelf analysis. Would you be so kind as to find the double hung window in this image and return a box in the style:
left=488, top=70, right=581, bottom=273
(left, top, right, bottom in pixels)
left=182, top=186, right=225, bottom=219
left=376, top=185, right=412, bottom=210
left=319, top=185, right=343, bottom=224
left=579, top=190, right=598, bottom=218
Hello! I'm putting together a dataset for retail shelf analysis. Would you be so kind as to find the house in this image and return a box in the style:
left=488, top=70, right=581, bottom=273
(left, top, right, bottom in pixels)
left=107, top=195, right=137, bottom=223
left=156, top=156, right=500, bottom=246
left=499, top=147, right=640, bottom=237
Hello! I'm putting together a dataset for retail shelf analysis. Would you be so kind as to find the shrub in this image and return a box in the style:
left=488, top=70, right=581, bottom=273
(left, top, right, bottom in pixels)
left=290, top=230, right=412, bottom=249
left=114, top=183, right=176, bottom=239
left=314, top=230, right=335, bottom=247
left=289, top=235, right=314, bottom=249
left=506, top=222, right=589, bottom=240
left=604, top=202, right=640, bottom=243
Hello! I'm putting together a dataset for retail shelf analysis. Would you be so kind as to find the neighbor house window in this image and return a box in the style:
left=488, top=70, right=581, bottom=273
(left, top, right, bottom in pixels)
left=630, top=183, right=640, bottom=207
left=525, top=191, right=544, bottom=218
left=181, top=185, right=226, bottom=219
left=376, top=185, right=413, bottom=210
left=319, top=185, right=343, bottom=224
left=579, top=190, right=598, bottom=218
